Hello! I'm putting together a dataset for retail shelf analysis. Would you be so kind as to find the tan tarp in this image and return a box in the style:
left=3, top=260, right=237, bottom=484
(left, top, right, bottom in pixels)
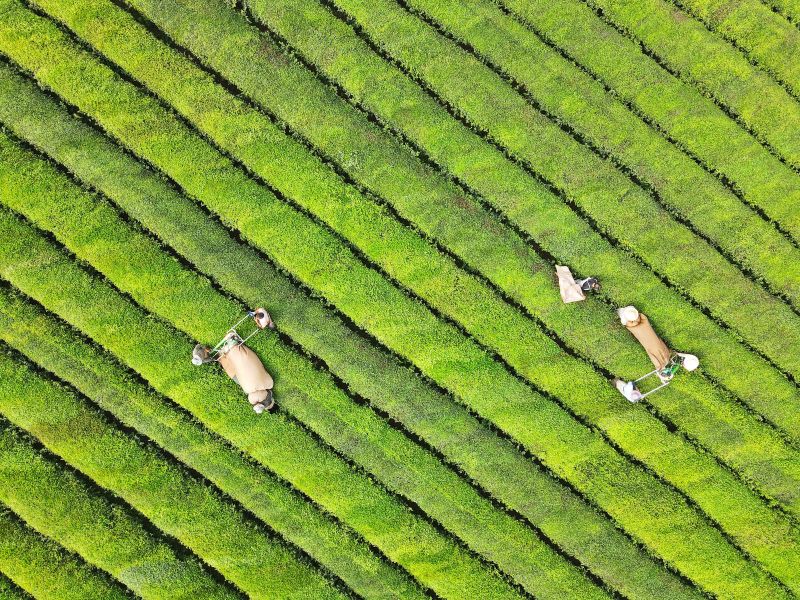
left=219, top=344, right=273, bottom=395
left=625, top=313, right=671, bottom=370
left=556, top=265, right=586, bottom=303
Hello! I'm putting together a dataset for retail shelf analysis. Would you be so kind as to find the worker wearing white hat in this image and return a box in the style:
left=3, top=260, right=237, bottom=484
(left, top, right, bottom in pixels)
left=191, top=308, right=276, bottom=414
left=617, top=306, right=671, bottom=371
left=614, top=306, right=699, bottom=402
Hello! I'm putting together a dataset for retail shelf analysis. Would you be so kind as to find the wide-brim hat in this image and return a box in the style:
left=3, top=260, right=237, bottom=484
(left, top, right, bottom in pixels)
left=679, top=353, right=700, bottom=371
left=618, top=305, right=640, bottom=326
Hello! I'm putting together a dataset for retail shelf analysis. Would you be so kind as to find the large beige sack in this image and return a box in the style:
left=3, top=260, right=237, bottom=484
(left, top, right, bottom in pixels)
left=624, top=313, right=671, bottom=370
left=219, top=344, right=274, bottom=395
left=556, top=265, right=586, bottom=303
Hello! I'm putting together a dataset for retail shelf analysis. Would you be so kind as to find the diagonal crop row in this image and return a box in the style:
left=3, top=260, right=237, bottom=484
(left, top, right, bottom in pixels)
left=17, top=0, right=800, bottom=525
left=301, top=0, right=800, bottom=368
left=83, top=0, right=800, bottom=398
left=0, top=353, right=350, bottom=600
left=0, top=150, right=627, bottom=600
left=568, top=0, right=800, bottom=166
left=49, top=0, right=800, bottom=529
left=0, top=419, right=242, bottom=600
left=0, top=507, right=131, bottom=600
left=153, top=0, right=800, bottom=437
left=63, top=0, right=800, bottom=396
left=6, top=8, right=800, bottom=592
left=762, top=0, right=800, bottom=24
left=116, top=0, right=800, bottom=371
left=0, top=154, right=628, bottom=600
left=495, top=0, right=800, bottom=215
left=667, top=0, right=800, bottom=97
left=399, top=0, right=800, bottom=252
left=393, top=0, right=800, bottom=272
left=0, top=69, right=702, bottom=600
left=212, top=0, right=800, bottom=436
left=0, top=151, right=793, bottom=598
left=0, top=288, right=428, bottom=600
left=346, top=0, right=800, bottom=266
left=0, top=572, right=30, bottom=600
left=14, top=0, right=800, bottom=536
left=0, top=223, right=537, bottom=600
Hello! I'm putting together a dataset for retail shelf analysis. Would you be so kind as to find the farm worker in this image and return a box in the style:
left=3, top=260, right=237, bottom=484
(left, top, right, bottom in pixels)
left=191, top=309, right=276, bottom=414
left=613, top=306, right=700, bottom=403
left=617, top=306, right=671, bottom=371
left=555, top=265, right=600, bottom=303
left=218, top=335, right=275, bottom=414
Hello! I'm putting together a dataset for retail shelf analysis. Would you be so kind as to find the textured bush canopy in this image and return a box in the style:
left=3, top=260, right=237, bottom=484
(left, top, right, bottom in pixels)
left=0, top=0, right=798, bottom=597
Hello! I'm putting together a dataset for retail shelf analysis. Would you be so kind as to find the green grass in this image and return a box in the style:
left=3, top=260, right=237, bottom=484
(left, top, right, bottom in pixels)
left=312, top=0, right=800, bottom=369
left=0, top=573, right=31, bottom=600
left=0, top=137, right=615, bottom=600
left=566, top=0, right=800, bottom=166
left=0, top=214, right=529, bottom=600
left=393, top=0, right=800, bottom=266
left=0, top=0, right=798, bottom=596
left=11, top=0, right=800, bottom=537
left=674, top=0, right=800, bottom=95
left=0, top=419, right=242, bottom=600
left=0, top=62, right=701, bottom=600
left=0, top=354, right=347, bottom=600
left=3, top=2, right=799, bottom=586
left=500, top=0, right=800, bottom=199
left=0, top=288, right=427, bottom=600
left=0, top=508, right=131, bottom=600
left=76, top=0, right=796, bottom=412
left=0, top=134, right=796, bottom=598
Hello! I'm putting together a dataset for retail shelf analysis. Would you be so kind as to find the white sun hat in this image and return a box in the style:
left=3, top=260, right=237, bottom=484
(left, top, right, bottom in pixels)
left=678, top=353, right=700, bottom=371
left=618, top=305, right=640, bottom=326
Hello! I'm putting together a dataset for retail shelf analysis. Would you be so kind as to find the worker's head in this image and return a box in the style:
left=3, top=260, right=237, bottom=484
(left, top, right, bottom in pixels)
left=680, top=353, right=700, bottom=371
left=249, top=389, right=275, bottom=414
left=618, top=306, right=640, bottom=326
left=254, top=308, right=275, bottom=330
left=248, top=390, right=269, bottom=405
left=589, top=279, right=601, bottom=292
left=191, top=344, right=211, bottom=366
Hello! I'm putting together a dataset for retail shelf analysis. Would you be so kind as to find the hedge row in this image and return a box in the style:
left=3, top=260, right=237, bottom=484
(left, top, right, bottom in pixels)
left=498, top=0, right=800, bottom=221
left=0, top=353, right=348, bottom=600
left=0, top=419, right=241, bottom=600
left=0, top=219, right=532, bottom=600
left=763, top=0, right=800, bottom=23
left=50, top=0, right=800, bottom=405
left=0, top=152, right=791, bottom=599
left=223, top=1, right=798, bottom=431
left=673, top=0, right=800, bottom=96
left=4, top=5, right=799, bottom=590
left=0, top=507, right=130, bottom=600
left=0, top=572, right=30, bottom=600
left=0, top=66, right=698, bottom=600
left=14, top=0, right=800, bottom=525
left=0, top=143, right=616, bottom=600
left=0, top=289, right=426, bottom=600
left=395, top=0, right=800, bottom=276
left=568, top=0, right=800, bottom=166
left=152, top=0, right=800, bottom=439
left=313, top=0, right=800, bottom=369
left=40, top=0, right=800, bottom=530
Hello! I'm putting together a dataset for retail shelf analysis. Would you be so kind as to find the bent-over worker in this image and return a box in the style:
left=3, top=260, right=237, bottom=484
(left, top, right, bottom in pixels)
left=613, top=306, right=699, bottom=402
left=555, top=265, right=600, bottom=303
left=617, top=306, right=671, bottom=371
left=218, top=334, right=274, bottom=414
left=192, top=309, right=276, bottom=414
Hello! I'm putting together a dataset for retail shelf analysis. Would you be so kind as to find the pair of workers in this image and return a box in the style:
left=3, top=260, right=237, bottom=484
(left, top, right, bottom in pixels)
left=557, top=265, right=698, bottom=402
left=193, top=309, right=277, bottom=414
